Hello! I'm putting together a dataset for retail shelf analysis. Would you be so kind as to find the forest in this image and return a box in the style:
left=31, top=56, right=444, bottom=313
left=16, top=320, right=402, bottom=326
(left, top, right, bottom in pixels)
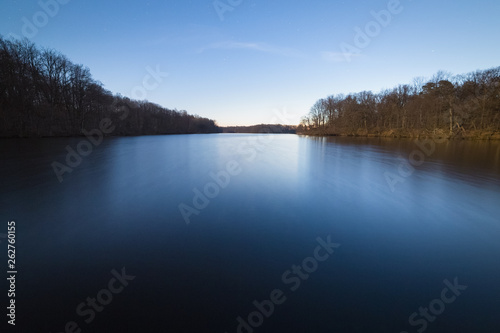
left=0, top=37, right=221, bottom=137
left=222, top=124, right=296, bottom=134
left=299, top=67, right=500, bottom=139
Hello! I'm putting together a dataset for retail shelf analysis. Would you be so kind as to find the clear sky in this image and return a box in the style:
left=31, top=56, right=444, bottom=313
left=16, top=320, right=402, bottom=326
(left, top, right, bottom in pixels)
left=1, top=0, right=499, bottom=126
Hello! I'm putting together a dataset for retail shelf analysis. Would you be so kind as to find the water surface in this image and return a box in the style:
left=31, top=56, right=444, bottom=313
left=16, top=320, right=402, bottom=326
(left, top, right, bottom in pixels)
left=1, top=134, right=499, bottom=332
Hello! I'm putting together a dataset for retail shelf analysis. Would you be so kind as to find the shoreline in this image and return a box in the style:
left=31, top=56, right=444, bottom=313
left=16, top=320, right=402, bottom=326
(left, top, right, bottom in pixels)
left=2, top=129, right=500, bottom=141
left=296, top=129, right=500, bottom=141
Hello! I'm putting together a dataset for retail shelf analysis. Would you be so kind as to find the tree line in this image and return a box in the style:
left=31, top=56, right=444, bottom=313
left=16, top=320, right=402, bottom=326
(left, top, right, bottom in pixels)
left=222, top=124, right=296, bottom=134
left=0, top=36, right=221, bottom=137
left=299, top=67, right=500, bottom=139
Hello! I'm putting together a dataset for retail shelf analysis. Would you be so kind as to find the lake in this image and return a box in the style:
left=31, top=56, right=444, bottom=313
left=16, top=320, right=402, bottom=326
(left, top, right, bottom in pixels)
left=1, top=134, right=499, bottom=333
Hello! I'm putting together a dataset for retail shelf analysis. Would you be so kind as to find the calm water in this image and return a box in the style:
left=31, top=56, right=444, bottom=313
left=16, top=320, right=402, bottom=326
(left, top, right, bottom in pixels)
left=1, top=134, right=499, bottom=333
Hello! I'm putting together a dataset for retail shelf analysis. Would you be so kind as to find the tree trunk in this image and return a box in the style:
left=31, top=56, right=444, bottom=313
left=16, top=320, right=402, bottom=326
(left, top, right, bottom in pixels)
left=449, top=107, right=453, bottom=135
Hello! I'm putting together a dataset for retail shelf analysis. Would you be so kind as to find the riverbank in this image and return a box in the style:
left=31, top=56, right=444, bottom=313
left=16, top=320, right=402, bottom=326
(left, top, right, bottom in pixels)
left=297, top=128, right=500, bottom=140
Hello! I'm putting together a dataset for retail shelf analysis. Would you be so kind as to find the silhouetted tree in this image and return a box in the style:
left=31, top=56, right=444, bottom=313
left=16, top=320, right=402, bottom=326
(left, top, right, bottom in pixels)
left=0, top=36, right=221, bottom=137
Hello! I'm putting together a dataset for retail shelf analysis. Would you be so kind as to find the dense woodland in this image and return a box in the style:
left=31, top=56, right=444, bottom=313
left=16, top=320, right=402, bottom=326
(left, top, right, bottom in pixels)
left=299, top=67, right=500, bottom=139
left=0, top=37, right=220, bottom=137
left=222, top=124, right=296, bottom=134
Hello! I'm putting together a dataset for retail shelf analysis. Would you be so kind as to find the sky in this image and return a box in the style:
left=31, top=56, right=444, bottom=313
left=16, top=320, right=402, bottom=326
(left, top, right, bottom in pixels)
left=1, top=0, right=499, bottom=126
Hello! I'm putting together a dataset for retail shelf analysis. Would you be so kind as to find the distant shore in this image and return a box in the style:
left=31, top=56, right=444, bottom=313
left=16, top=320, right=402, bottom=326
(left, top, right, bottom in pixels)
left=221, top=124, right=296, bottom=134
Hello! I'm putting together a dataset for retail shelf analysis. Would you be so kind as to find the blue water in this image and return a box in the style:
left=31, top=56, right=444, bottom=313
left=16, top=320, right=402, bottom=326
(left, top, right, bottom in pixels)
left=1, top=134, right=499, bottom=332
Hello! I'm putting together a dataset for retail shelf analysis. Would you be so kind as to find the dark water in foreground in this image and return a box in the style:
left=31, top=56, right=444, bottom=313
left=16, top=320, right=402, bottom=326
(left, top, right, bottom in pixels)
left=1, top=134, right=499, bottom=333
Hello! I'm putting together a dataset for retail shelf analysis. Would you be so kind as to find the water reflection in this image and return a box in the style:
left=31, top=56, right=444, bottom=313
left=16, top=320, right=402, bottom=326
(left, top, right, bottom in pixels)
left=0, top=135, right=499, bottom=332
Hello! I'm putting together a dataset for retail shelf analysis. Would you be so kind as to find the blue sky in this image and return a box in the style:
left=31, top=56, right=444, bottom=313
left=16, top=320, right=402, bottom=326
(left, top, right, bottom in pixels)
left=1, top=0, right=499, bottom=126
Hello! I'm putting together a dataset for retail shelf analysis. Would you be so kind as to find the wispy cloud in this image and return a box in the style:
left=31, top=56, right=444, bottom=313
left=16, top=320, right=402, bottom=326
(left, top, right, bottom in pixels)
left=198, top=41, right=305, bottom=58
left=321, top=51, right=363, bottom=63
